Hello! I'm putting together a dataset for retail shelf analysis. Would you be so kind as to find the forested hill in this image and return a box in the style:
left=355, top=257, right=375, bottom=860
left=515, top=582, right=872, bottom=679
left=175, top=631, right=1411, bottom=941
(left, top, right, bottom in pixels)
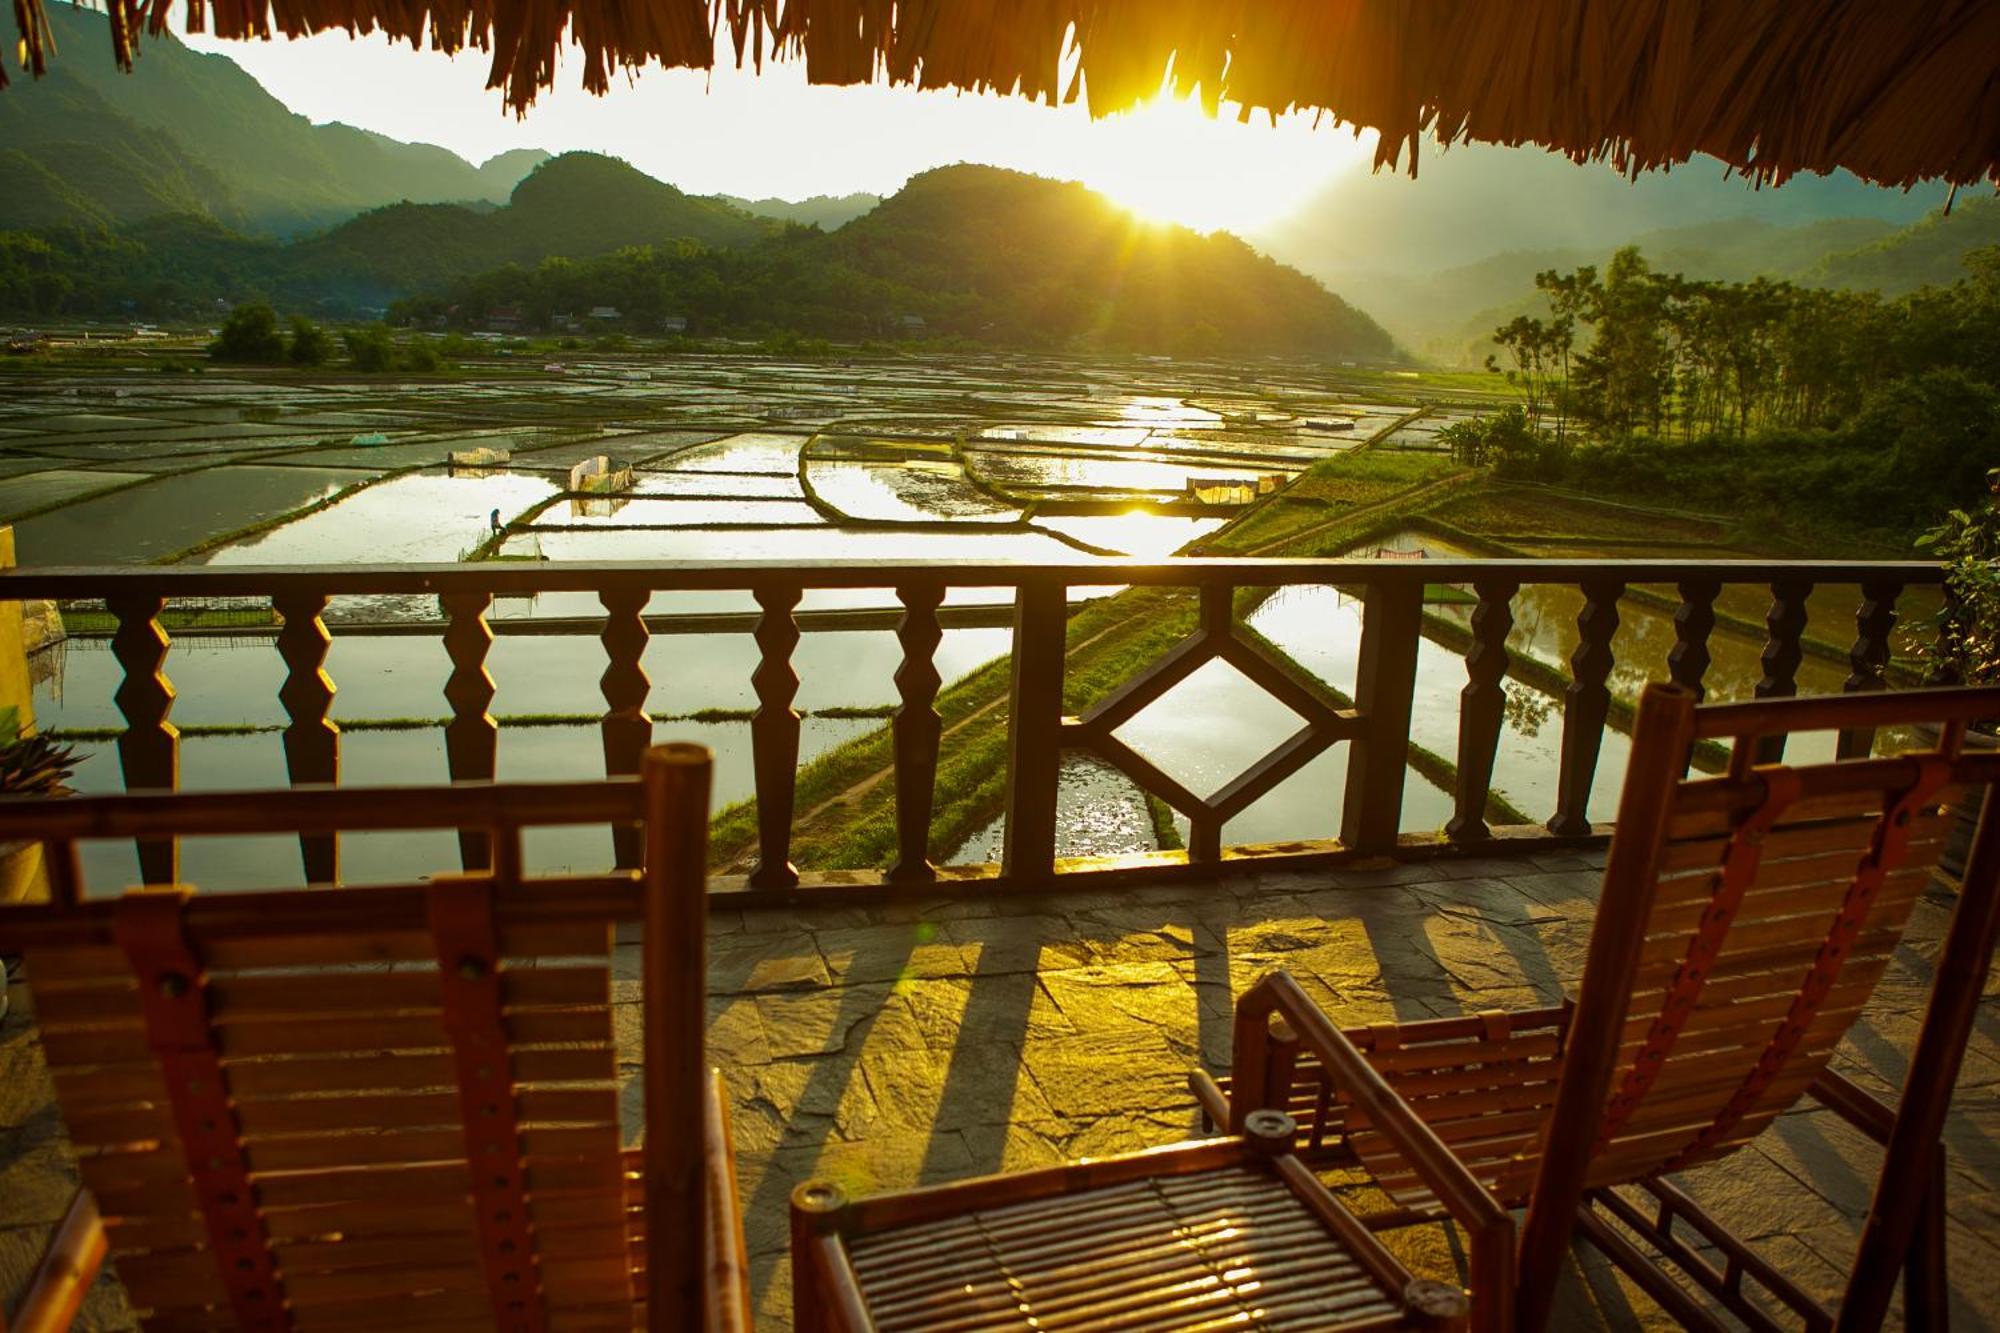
left=282, top=154, right=778, bottom=304
left=0, top=152, right=779, bottom=315
left=412, top=165, right=1398, bottom=358
left=1804, top=195, right=2000, bottom=293
left=816, top=166, right=1392, bottom=353
left=0, top=2, right=550, bottom=236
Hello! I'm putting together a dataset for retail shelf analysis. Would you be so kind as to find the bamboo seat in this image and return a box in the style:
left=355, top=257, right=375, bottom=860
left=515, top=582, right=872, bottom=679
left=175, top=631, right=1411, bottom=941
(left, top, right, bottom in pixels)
left=790, top=1115, right=1479, bottom=1332
left=1196, top=684, right=2000, bottom=1332
left=0, top=744, right=747, bottom=1333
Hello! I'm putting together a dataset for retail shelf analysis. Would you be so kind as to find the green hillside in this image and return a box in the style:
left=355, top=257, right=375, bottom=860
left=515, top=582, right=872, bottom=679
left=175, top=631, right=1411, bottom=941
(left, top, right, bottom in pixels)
left=1392, top=200, right=1999, bottom=366
left=0, top=151, right=778, bottom=316
left=0, top=2, right=547, bottom=234
left=0, top=153, right=1390, bottom=359
left=1806, top=195, right=2000, bottom=293
left=821, top=166, right=1392, bottom=355
left=420, top=165, right=1396, bottom=359
left=278, top=154, right=777, bottom=306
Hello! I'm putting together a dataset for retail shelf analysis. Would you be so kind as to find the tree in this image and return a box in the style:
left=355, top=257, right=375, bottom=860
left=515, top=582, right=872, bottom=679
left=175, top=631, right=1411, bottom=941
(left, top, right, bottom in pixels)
left=209, top=303, right=286, bottom=364
left=288, top=315, right=331, bottom=367
left=341, top=326, right=395, bottom=371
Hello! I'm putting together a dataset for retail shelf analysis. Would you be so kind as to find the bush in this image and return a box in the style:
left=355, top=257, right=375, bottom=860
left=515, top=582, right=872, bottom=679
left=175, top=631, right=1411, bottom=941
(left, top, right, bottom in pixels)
left=1854, top=369, right=2000, bottom=515
left=209, top=303, right=286, bottom=364
left=402, top=337, right=443, bottom=373
left=341, top=326, right=395, bottom=372
left=340, top=326, right=451, bottom=374
left=1441, top=406, right=1563, bottom=476
left=288, top=316, right=331, bottom=367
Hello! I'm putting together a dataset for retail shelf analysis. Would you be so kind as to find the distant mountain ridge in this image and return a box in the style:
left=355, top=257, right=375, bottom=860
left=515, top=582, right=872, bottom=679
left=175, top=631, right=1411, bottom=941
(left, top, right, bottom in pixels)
left=720, top=192, right=882, bottom=230
left=1401, top=198, right=2000, bottom=366
left=0, top=1, right=550, bottom=235
left=1253, top=140, right=1954, bottom=360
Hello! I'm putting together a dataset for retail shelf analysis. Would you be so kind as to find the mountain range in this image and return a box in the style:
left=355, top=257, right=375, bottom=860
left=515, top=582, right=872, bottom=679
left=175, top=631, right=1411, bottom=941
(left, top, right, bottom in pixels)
left=1251, top=142, right=1984, bottom=362
left=0, top=2, right=556, bottom=235
left=4, top=6, right=1997, bottom=363
left=718, top=193, right=882, bottom=231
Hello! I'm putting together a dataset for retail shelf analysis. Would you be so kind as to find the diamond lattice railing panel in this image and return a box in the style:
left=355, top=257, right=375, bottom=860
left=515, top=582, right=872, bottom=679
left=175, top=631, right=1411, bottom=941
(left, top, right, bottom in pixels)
left=1070, top=615, right=1363, bottom=853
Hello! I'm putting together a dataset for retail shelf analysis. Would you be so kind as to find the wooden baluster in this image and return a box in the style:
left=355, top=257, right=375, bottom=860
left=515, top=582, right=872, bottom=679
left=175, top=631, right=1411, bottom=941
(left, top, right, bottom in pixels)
left=599, top=585, right=653, bottom=870
left=108, top=596, right=179, bottom=883
left=1446, top=579, right=1516, bottom=844
left=1548, top=579, right=1623, bottom=837
left=1838, top=580, right=1902, bottom=760
left=442, top=591, right=499, bottom=871
left=888, top=581, right=944, bottom=884
left=1753, top=579, right=1813, bottom=764
left=1002, top=582, right=1067, bottom=883
left=1341, top=580, right=1424, bottom=855
left=749, top=585, right=802, bottom=891
left=1667, top=579, right=1720, bottom=700
left=274, top=591, right=339, bottom=884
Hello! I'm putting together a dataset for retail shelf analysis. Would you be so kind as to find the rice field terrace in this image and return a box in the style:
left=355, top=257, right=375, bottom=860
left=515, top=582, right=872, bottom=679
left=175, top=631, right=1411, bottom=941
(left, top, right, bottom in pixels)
left=3, top=344, right=1935, bottom=890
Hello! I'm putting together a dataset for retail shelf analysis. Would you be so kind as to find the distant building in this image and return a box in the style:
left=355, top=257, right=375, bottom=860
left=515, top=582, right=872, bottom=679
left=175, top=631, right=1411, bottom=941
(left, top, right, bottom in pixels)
left=589, top=305, right=622, bottom=321
left=659, top=315, right=688, bottom=333
left=897, top=314, right=927, bottom=333
left=484, top=306, right=527, bottom=333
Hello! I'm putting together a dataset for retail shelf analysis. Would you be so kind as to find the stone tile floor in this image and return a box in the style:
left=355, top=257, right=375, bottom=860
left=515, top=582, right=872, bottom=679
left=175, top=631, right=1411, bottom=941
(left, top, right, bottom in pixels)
left=4, top=849, right=1997, bottom=1329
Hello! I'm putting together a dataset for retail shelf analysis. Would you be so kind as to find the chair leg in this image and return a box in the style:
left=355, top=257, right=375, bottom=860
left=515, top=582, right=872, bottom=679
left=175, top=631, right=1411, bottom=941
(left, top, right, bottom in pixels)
left=1903, top=1146, right=1949, bottom=1330
left=789, top=1200, right=830, bottom=1333
left=9, top=1190, right=106, bottom=1333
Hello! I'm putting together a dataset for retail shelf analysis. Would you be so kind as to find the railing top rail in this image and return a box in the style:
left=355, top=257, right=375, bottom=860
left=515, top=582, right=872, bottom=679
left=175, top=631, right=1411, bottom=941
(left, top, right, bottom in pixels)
left=0, top=779, right=648, bottom=840
left=0, top=557, right=1948, bottom=599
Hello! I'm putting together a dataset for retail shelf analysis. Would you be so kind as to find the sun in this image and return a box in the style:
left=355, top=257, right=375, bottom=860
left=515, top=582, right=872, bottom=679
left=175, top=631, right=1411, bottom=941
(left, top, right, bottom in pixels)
left=1063, top=92, right=1373, bottom=235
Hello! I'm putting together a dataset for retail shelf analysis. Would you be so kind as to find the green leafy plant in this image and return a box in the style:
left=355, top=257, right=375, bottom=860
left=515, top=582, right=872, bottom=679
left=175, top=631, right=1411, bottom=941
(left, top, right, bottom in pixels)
left=0, top=706, right=79, bottom=797
left=209, top=303, right=288, bottom=364
left=1916, top=468, right=2000, bottom=686
left=288, top=315, right=332, bottom=367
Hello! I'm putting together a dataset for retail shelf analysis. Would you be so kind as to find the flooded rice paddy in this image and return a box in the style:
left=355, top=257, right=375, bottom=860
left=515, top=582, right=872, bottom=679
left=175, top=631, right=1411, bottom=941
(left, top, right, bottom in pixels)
left=3, top=351, right=1896, bottom=889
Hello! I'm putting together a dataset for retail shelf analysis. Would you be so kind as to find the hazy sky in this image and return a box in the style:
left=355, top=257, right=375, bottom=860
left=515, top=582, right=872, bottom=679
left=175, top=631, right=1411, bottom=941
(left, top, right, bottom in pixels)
left=177, top=25, right=1377, bottom=231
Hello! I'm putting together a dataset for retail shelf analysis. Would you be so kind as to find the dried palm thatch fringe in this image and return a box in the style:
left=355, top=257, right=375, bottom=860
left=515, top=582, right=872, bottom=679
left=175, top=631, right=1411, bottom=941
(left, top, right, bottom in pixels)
left=8, top=0, right=1999, bottom=189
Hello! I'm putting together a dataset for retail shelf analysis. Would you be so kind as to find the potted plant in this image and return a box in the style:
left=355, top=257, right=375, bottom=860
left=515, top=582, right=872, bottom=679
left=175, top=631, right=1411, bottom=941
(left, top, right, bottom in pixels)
left=0, top=705, right=79, bottom=1021
left=1915, top=468, right=2000, bottom=877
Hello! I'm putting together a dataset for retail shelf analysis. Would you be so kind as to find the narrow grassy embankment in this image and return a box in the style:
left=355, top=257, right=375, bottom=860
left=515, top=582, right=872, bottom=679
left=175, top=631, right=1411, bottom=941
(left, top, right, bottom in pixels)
left=708, top=444, right=1508, bottom=872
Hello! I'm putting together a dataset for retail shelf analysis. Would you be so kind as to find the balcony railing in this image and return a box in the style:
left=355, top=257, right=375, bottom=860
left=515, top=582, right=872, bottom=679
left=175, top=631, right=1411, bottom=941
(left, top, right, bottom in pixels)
left=3, top=557, right=1948, bottom=898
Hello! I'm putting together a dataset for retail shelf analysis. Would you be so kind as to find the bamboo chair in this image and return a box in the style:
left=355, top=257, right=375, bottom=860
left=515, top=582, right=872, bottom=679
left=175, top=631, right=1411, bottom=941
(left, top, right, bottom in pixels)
left=0, top=743, right=750, bottom=1333
left=1194, top=683, right=2000, bottom=1333
left=789, top=1114, right=1485, bottom=1332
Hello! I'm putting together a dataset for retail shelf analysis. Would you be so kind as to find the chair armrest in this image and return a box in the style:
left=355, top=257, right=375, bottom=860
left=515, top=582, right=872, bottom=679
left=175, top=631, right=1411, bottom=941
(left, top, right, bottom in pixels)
left=9, top=1190, right=106, bottom=1333
left=703, top=1068, right=753, bottom=1333
left=1234, top=971, right=1512, bottom=1239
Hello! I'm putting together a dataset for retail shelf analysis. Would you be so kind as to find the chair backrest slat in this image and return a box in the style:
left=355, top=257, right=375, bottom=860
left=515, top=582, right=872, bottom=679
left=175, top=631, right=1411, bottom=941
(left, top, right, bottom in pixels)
left=1586, top=750, right=1959, bottom=1184
left=1515, top=683, right=2000, bottom=1329
left=1521, top=687, right=1998, bottom=1202
left=1, top=745, right=718, bottom=1333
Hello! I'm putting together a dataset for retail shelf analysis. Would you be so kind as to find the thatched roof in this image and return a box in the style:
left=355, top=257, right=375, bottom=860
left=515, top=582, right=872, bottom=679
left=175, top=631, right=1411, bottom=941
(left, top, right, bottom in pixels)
left=11, top=1, right=2000, bottom=189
